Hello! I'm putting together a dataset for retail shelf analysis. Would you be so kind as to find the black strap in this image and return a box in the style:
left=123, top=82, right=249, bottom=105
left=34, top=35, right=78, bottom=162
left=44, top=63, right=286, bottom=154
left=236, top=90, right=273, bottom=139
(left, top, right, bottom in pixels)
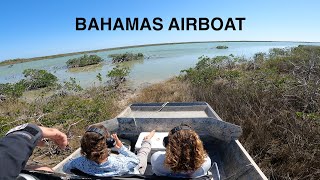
left=170, top=124, right=192, bottom=135
left=5, top=123, right=42, bottom=145
left=86, top=127, right=106, bottom=137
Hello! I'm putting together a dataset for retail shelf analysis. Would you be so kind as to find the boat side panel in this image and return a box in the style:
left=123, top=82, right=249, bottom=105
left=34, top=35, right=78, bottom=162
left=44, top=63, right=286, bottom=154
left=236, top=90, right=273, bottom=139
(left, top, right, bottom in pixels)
left=220, top=140, right=268, bottom=180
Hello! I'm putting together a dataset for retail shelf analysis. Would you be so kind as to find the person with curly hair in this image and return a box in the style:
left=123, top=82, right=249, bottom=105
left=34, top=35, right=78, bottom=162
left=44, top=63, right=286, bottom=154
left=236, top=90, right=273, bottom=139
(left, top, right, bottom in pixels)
left=63, top=124, right=155, bottom=176
left=151, top=124, right=211, bottom=178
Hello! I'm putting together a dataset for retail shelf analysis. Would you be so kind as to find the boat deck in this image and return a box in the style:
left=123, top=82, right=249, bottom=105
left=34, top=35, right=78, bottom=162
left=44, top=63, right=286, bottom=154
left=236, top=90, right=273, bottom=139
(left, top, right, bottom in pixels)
left=53, top=102, right=267, bottom=180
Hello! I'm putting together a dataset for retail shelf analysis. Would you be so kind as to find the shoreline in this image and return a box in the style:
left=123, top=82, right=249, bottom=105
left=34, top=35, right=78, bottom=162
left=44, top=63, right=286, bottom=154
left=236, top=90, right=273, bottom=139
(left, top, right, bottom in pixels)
left=0, top=40, right=317, bottom=66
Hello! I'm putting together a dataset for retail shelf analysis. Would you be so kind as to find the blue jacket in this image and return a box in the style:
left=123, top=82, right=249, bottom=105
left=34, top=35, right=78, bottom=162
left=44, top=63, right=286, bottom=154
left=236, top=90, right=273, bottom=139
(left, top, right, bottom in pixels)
left=63, top=146, right=140, bottom=176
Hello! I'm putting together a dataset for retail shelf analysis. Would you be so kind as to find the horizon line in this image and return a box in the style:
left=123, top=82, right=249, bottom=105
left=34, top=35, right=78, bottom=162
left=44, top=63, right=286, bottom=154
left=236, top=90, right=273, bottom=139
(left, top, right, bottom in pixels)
left=1, top=40, right=319, bottom=62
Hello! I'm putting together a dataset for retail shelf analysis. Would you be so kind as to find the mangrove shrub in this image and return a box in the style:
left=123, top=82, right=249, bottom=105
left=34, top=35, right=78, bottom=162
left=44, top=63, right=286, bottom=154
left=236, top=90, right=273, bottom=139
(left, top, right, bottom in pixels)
left=107, top=65, right=130, bottom=88
left=216, top=45, right=228, bottom=49
left=0, top=69, right=58, bottom=98
left=109, top=52, right=144, bottom=63
left=22, top=69, right=58, bottom=90
left=66, top=54, right=103, bottom=68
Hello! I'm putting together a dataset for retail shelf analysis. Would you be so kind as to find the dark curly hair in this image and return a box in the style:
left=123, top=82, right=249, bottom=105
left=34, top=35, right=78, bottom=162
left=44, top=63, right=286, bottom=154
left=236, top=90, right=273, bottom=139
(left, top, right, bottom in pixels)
left=164, top=126, right=207, bottom=172
left=80, top=124, right=109, bottom=164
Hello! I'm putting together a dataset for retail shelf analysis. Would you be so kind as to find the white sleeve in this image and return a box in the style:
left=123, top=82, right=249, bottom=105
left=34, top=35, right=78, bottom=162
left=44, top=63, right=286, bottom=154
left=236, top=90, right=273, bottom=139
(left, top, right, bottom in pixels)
left=202, top=156, right=212, bottom=173
left=151, top=151, right=168, bottom=176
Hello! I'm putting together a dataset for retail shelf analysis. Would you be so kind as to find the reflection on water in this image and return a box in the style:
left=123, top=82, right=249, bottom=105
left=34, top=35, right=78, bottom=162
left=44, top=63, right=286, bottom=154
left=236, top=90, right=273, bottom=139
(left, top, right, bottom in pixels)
left=1, top=42, right=320, bottom=88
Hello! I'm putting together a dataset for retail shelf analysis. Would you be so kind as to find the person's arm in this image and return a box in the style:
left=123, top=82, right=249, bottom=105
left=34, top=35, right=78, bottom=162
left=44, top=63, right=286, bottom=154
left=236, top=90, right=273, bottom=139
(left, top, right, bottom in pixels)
left=111, top=134, right=140, bottom=172
left=0, top=123, right=67, bottom=179
left=0, top=124, right=43, bottom=179
left=117, top=145, right=139, bottom=160
left=38, top=126, right=68, bottom=149
left=112, top=134, right=139, bottom=161
left=108, top=154, right=140, bottom=174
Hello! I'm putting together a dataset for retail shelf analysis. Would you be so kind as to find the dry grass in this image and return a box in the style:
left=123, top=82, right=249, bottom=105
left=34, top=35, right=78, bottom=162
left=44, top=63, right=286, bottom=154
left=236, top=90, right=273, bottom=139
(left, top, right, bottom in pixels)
left=131, top=77, right=320, bottom=180
left=190, top=84, right=320, bottom=180
left=130, top=78, right=194, bottom=103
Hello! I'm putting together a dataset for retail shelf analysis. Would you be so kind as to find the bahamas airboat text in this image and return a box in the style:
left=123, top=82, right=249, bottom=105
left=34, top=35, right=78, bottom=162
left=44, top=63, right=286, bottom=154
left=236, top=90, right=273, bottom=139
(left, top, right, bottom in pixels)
left=75, top=17, right=246, bottom=31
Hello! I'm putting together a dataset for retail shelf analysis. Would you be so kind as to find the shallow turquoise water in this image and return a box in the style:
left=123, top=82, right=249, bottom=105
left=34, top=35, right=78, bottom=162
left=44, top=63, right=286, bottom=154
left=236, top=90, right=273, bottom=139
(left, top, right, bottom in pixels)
left=1, top=42, right=319, bottom=88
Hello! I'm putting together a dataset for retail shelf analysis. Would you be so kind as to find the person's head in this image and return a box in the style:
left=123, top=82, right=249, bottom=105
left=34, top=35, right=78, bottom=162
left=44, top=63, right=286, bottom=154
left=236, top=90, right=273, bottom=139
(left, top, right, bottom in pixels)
left=80, top=124, right=110, bottom=164
left=164, top=124, right=207, bottom=173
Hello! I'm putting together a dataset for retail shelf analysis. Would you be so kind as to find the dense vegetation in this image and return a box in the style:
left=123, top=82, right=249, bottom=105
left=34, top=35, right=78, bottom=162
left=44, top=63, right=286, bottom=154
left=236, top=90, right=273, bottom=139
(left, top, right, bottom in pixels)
left=109, top=52, right=144, bottom=63
left=22, top=69, right=58, bottom=90
left=66, top=54, right=103, bottom=68
left=0, top=81, right=26, bottom=98
left=0, top=66, right=131, bottom=166
left=132, top=45, right=320, bottom=179
left=216, top=45, right=228, bottom=49
left=0, top=86, right=120, bottom=166
left=0, top=69, right=58, bottom=98
left=0, top=65, right=130, bottom=135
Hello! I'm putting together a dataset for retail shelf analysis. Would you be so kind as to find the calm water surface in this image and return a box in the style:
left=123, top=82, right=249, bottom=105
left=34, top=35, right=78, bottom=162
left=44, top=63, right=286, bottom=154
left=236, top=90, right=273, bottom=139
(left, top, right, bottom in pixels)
left=1, top=42, right=319, bottom=88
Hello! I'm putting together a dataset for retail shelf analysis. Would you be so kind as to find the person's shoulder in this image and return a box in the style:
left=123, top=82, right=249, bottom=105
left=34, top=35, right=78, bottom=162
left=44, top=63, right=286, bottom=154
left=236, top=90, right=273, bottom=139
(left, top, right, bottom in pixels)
left=73, top=156, right=86, bottom=161
left=151, top=151, right=165, bottom=164
left=151, top=151, right=169, bottom=176
left=151, top=151, right=165, bottom=159
left=68, top=156, right=88, bottom=165
left=153, top=151, right=166, bottom=155
left=63, top=156, right=86, bottom=173
left=200, top=155, right=212, bottom=171
left=190, top=155, right=212, bottom=178
left=204, top=155, right=211, bottom=165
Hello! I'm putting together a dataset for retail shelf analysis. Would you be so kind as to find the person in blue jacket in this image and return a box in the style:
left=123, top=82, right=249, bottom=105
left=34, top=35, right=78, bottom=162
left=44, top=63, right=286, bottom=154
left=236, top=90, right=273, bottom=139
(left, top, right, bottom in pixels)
left=0, top=123, right=68, bottom=179
left=63, top=124, right=155, bottom=176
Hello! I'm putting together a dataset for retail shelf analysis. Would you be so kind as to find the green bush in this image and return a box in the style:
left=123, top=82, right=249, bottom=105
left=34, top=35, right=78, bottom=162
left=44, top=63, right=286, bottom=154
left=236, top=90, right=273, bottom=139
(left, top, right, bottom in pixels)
left=109, top=52, right=144, bottom=63
left=22, top=69, right=58, bottom=90
left=0, top=69, right=58, bottom=98
left=0, top=81, right=26, bottom=98
left=107, top=66, right=130, bottom=79
left=181, top=55, right=239, bottom=85
left=66, top=54, right=103, bottom=68
left=216, top=45, right=228, bottom=49
left=107, top=65, right=130, bottom=88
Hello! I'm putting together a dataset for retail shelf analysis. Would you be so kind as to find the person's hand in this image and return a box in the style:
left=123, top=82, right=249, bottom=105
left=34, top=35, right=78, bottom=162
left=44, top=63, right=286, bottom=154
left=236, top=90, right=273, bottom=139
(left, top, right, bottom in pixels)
left=111, top=134, right=123, bottom=149
left=38, top=126, right=68, bottom=149
left=143, top=130, right=156, bottom=141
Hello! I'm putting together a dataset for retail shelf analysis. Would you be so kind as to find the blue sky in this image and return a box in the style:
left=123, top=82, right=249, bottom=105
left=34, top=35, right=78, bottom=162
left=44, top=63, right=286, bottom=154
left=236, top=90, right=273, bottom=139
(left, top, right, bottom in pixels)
left=0, top=0, right=320, bottom=60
